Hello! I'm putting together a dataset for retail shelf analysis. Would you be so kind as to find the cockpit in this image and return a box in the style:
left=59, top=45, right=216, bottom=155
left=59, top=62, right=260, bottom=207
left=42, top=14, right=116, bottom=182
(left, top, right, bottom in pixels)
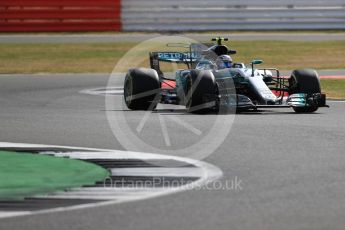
left=195, top=60, right=217, bottom=70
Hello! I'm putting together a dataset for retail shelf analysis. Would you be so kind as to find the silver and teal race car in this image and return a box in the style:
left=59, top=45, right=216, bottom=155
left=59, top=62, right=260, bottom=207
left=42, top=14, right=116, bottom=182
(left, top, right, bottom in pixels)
left=124, top=37, right=328, bottom=113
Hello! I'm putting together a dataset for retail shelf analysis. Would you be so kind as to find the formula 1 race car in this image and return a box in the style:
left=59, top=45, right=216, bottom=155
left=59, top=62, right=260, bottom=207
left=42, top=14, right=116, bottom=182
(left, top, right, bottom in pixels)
left=124, top=37, right=328, bottom=113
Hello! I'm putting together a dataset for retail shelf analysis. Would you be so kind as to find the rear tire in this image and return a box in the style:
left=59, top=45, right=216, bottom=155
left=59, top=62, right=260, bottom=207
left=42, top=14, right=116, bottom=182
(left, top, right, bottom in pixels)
left=289, top=69, right=321, bottom=113
left=124, top=68, right=160, bottom=110
left=185, top=70, right=216, bottom=113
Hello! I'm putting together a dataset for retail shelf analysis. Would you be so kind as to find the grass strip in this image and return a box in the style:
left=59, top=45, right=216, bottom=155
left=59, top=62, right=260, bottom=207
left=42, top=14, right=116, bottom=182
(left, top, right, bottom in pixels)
left=0, top=40, right=344, bottom=73
left=0, top=151, right=109, bottom=200
left=321, top=79, right=345, bottom=100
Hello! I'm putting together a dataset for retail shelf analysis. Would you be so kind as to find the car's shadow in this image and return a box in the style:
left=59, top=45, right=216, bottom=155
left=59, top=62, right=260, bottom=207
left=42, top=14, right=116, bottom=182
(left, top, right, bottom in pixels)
left=236, top=110, right=318, bottom=115
left=156, top=109, right=322, bottom=115
left=104, top=109, right=322, bottom=115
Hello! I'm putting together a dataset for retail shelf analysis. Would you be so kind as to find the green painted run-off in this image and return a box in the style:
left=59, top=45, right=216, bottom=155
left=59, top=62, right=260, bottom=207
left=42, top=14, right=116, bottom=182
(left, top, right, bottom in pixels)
left=0, top=151, right=109, bottom=200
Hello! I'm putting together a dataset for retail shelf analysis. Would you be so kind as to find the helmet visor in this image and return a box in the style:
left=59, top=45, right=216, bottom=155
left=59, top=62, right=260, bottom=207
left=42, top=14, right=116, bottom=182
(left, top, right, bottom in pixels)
left=224, top=61, right=232, bottom=68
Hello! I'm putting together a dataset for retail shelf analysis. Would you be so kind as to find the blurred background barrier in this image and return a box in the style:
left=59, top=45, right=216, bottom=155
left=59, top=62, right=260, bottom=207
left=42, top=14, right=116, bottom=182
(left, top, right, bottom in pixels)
left=0, top=0, right=344, bottom=32
left=0, top=0, right=121, bottom=32
left=122, top=0, right=345, bottom=31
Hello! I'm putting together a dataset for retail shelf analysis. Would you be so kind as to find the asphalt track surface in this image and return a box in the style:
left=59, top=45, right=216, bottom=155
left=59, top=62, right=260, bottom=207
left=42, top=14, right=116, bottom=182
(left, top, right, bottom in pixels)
left=1, top=33, right=345, bottom=43
left=0, top=73, right=344, bottom=230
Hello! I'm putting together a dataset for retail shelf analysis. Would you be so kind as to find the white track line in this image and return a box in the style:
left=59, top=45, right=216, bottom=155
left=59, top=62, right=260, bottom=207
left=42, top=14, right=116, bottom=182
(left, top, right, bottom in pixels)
left=0, top=142, right=223, bottom=219
left=39, top=151, right=179, bottom=160
left=110, top=167, right=203, bottom=177
left=79, top=87, right=123, bottom=96
left=0, top=212, right=31, bottom=218
left=329, top=100, right=345, bottom=103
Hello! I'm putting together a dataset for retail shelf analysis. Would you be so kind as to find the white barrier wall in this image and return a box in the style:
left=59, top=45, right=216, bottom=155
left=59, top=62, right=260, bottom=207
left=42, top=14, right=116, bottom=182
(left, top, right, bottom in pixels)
left=121, top=0, right=345, bottom=31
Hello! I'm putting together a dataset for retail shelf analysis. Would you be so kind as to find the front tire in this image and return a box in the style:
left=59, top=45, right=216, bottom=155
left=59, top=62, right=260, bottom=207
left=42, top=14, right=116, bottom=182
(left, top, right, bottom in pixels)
left=289, top=69, right=321, bottom=113
left=185, top=70, right=216, bottom=113
left=124, top=68, right=160, bottom=110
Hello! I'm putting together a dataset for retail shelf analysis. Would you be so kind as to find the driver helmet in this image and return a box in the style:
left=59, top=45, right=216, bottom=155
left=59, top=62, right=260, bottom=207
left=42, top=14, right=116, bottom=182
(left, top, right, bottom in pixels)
left=216, top=55, right=233, bottom=69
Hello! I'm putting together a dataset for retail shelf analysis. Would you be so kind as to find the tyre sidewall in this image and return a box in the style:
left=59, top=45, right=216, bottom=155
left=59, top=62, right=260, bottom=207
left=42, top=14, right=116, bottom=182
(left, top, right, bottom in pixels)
left=124, top=68, right=160, bottom=110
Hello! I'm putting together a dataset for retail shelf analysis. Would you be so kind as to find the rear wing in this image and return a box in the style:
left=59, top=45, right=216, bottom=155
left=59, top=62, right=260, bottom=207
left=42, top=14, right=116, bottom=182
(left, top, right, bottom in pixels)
left=149, top=51, right=200, bottom=78
left=151, top=52, right=198, bottom=63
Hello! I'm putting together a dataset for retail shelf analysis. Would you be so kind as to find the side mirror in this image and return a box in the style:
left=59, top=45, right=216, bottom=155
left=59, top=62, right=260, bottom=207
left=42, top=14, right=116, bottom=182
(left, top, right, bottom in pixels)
left=228, top=50, right=237, bottom=55
left=251, top=60, right=263, bottom=65
left=250, top=60, right=263, bottom=76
